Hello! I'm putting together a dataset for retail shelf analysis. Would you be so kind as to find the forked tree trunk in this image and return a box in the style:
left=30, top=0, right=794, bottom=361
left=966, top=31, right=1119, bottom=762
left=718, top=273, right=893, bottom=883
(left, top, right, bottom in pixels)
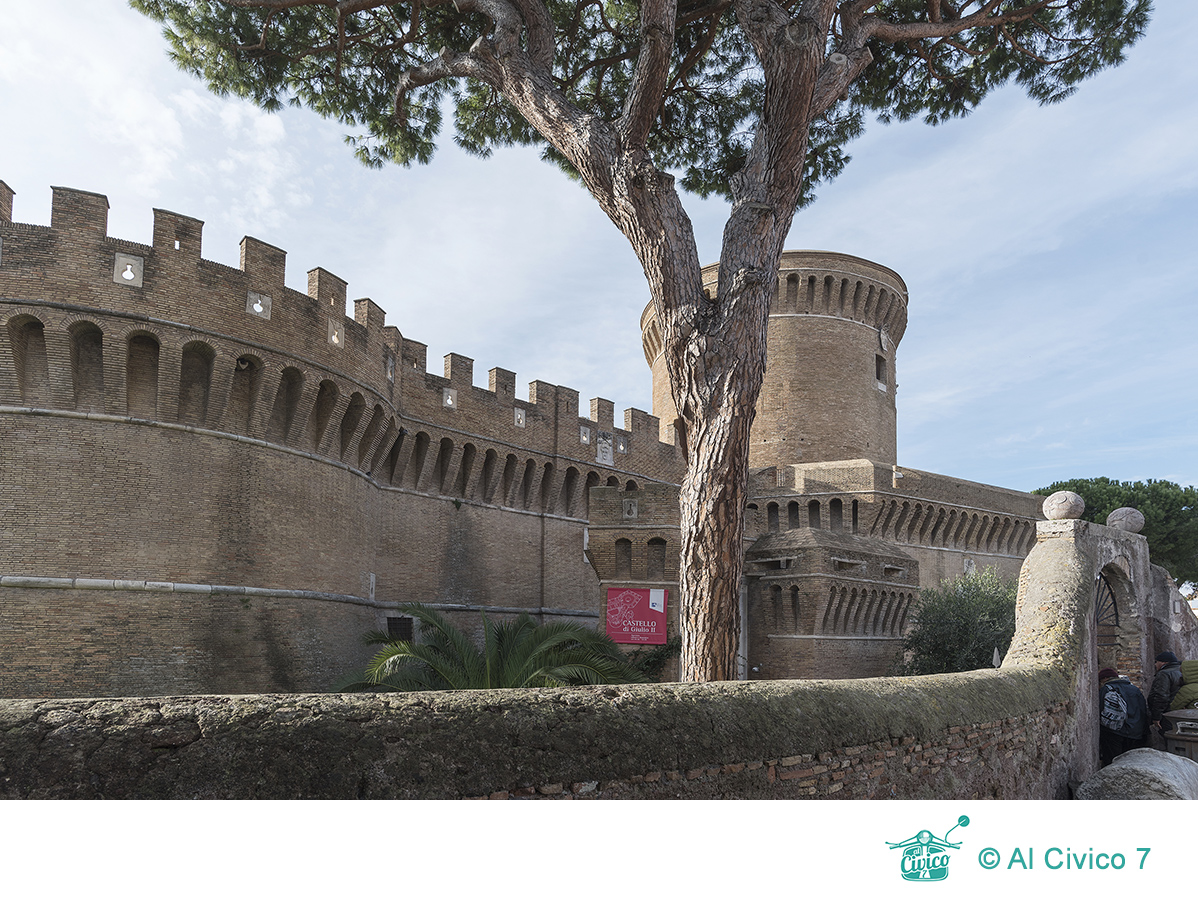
left=490, top=5, right=816, bottom=680
left=611, top=162, right=804, bottom=681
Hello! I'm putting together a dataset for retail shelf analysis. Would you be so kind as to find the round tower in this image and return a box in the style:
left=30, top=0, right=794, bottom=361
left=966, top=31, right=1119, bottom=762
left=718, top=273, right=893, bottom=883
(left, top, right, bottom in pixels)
left=641, top=250, right=908, bottom=469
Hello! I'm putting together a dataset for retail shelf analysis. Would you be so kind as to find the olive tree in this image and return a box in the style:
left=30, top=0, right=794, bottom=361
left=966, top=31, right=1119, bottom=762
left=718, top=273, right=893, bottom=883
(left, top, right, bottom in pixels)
left=898, top=567, right=1017, bottom=675
left=134, top=0, right=1151, bottom=680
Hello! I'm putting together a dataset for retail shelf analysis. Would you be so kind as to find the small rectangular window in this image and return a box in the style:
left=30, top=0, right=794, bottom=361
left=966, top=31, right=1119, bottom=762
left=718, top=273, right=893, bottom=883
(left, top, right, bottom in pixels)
left=387, top=616, right=414, bottom=642
left=875, top=354, right=886, bottom=384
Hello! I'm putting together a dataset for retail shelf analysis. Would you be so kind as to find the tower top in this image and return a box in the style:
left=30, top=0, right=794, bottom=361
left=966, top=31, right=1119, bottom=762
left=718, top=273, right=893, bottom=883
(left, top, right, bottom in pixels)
left=641, top=250, right=910, bottom=466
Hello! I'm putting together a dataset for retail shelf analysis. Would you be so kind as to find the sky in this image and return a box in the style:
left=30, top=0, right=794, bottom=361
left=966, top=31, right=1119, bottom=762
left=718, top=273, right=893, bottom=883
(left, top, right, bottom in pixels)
left=1, top=1, right=1194, bottom=496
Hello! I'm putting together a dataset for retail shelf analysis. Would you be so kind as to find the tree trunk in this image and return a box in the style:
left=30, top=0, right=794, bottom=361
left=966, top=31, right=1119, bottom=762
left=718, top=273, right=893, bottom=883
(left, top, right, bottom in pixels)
left=671, top=240, right=783, bottom=681
left=603, top=157, right=805, bottom=682
left=487, top=19, right=814, bottom=681
left=674, top=303, right=767, bottom=681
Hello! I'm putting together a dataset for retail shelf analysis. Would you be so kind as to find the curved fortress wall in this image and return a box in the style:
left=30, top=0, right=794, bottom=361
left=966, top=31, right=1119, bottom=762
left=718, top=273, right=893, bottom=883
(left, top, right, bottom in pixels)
left=0, top=182, right=684, bottom=697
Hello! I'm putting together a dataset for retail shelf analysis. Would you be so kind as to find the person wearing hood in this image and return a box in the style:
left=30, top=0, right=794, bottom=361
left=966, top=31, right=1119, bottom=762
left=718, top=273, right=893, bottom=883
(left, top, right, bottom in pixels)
left=1149, top=651, right=1184, bottom=732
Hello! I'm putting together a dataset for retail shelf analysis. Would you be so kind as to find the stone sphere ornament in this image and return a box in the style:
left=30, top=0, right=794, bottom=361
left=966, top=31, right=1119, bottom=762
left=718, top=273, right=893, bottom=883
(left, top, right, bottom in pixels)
left=1042, top=491, right=1085, bottom=520
left=1106, top=507, right=1145, bottom=533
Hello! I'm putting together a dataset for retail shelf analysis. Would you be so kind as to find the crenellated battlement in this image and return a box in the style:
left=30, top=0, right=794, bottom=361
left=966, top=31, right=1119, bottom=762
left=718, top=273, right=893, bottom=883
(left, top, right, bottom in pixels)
left=0, top=181, right=683, bottom=489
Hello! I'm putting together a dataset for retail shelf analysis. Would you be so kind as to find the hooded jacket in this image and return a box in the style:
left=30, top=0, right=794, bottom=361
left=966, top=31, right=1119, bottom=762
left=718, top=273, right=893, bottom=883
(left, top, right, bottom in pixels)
left=1149, top=661, right=1183, bottom=721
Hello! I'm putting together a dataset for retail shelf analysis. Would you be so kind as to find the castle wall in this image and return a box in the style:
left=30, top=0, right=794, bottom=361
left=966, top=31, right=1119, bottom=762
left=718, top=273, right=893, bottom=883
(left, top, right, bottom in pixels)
left=744, top=530, right=919, bottom=679
left=0, top=184, right=683, bottom=697
left=585, top=484, right=683, bottom=677
left=747, top=460, right=1042, bottom=591
left=0, top=583, right=379, bottom=697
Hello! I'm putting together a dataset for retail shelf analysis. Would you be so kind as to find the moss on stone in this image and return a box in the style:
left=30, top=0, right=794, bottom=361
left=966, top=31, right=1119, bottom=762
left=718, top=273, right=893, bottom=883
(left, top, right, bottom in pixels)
left=0, top=667, right=1069, bottom=799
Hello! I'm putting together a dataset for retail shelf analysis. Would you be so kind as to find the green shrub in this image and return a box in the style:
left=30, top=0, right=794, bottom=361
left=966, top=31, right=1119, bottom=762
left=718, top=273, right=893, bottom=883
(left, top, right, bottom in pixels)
left=898, top=567, right=1016, bottom=675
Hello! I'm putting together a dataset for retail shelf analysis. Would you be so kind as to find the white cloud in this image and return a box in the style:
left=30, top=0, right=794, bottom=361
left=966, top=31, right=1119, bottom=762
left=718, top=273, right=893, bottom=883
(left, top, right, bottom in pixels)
left=2, top=0, right=1194, bottom=487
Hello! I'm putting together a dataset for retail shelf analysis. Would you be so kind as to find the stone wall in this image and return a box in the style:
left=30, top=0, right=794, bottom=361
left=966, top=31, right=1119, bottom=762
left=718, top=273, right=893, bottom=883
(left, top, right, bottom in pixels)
left=5, top=517, right=1191, bottom=799
left=0, top=669, right=1069, bottom=800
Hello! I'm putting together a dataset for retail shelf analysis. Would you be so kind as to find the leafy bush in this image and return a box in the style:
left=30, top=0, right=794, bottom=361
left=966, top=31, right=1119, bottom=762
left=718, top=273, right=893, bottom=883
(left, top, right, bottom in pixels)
left=897, top=568, right=1017, bottom=675
left=625, top=634, right=682, bottom=682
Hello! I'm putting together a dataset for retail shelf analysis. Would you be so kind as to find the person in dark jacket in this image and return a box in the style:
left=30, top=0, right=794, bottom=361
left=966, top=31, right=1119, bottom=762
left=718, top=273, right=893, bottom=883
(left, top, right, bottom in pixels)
left=1098, top=667, right=1150, bottom=766
left=1148, top=651, right=1184, bottom=731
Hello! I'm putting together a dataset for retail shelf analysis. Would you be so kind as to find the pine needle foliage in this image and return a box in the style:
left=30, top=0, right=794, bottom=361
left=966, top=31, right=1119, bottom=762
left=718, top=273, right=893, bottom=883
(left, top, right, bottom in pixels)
left=341, top=603, right=648, bottom=690
left=131, top=0, right=1151, bottom=207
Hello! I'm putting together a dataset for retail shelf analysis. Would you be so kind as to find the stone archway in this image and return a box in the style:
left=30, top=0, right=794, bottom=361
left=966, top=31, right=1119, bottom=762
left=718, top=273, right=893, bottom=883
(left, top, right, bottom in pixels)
left=1095, top=562, right=1143, bottom=683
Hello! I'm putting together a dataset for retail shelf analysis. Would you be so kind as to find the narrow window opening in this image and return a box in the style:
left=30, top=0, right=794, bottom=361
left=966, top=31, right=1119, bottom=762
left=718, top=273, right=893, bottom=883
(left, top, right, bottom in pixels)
left=266, top=367, right=305, bottom=446
left=307, top=380, right=338, bottom=452
left=386, top=616, right=414, bottom=642
left=338, top=393, right=366, bottom=459
left=178, top=342, right=215, bottom=426
left=480, top=449, right=498, bottom=502
left=125, top=333, right=159, bottom=419
left=787, top=501, right=800, bottom=530
left=227, top=355, right=264, bottom=435
left=615, top=539, right=632, bottom=579
left=647, top=538, right=667, bottom=579
left=435, top=438, right=455, bottom=493
left=69, top=322, right=105, bottom=412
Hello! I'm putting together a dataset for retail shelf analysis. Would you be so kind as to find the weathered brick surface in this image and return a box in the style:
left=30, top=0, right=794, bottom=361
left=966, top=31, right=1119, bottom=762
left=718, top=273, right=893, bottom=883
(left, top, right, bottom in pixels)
left=0, top=185, right=682, bottom=697
left=0, top=183, right=1137, bottom=702
left=642, top=254, right=1044, bottom=615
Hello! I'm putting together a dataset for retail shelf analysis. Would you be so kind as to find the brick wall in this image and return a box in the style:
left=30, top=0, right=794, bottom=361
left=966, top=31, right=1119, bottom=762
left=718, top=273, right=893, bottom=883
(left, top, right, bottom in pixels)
left=642, top=250, right=908, bottom=468
left=0, top=185, right=683, bottom=697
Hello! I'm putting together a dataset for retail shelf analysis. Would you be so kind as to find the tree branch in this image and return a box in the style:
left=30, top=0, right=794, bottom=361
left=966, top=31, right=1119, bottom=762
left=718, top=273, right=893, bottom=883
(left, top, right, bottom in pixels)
left=392, top=48, right=491, bottom=124
left=617, top=0, right=678, bottom=147
left=678, top=0, right=732, bottom=27
left=799, top=0, right=840, bottom=33
left=733, top=0, right=790, bottom=62
left=507, top=0, right=556, bottom=69
left=221, top=0, right=395, bottom=12
left=865, top=0, right=1052, bottom=43
left=809, top=44, right=872, bottom=116
left=669, top=11, right=723, bottom=93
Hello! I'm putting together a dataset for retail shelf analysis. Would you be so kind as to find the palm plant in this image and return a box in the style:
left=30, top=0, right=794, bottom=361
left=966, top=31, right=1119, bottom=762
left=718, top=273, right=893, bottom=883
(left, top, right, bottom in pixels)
left=341, top=603, right=647, bottom=691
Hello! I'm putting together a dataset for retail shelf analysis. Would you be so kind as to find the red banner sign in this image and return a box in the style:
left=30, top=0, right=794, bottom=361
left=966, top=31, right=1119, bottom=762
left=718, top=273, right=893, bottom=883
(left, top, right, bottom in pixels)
left=606, top=588, right=668, bottom=645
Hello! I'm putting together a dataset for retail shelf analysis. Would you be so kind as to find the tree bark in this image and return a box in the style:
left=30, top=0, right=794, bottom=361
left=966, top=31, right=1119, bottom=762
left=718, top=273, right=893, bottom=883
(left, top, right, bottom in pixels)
left=673, top=272, right=771, bottom=681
